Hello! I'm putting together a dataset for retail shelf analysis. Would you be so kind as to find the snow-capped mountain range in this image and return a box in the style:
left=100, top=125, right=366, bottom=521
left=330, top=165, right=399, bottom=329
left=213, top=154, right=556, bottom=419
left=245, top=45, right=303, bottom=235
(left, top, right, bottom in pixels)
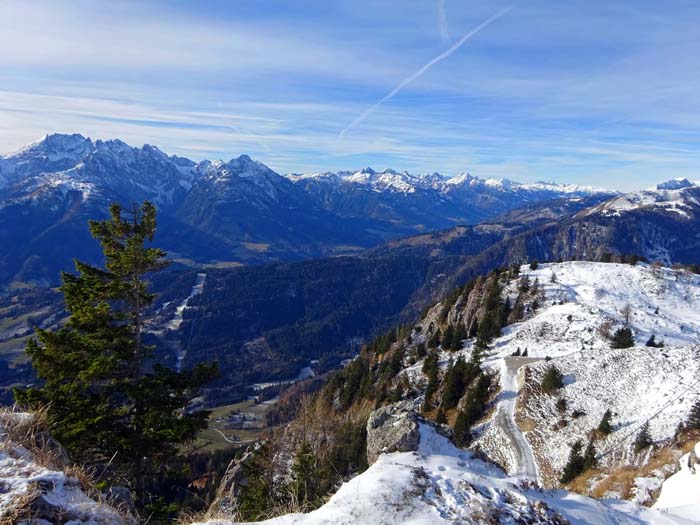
left=1, top=133, right=699, bottom=290
left=286, top=166, right=606, bottom=196
left=0, top=133, right=621, bottom=287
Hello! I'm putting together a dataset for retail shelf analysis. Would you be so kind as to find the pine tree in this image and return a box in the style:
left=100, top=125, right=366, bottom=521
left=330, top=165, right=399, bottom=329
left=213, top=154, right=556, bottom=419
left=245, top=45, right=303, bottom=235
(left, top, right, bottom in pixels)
left=687, top=399, right=700, bottom=430
left=634, top=422, right=652, bottom=453
left=428, top=329, right=441, bottom=349
left=560, top=440, right=584, bottom=484
left=441, top=357, right=467, bottom=410
left=597, top=409, right=613, bottom=435
left=435, top=406, right=446, bottom=425
left=611, top=327, right=634, bottom=349
left=292, top=441, right=319, bottom=507
left=583, top=439, right=598, bottom=471
left=442, top=324, right=455, bottom=351
left=15, top=202, right=218, bottom=510
left=541, top=366, right=564, bottom=394
left=453, top=409, right=472, bottom=447
left=450, top=323, right=468, bottom=352
left=422, top=351, right=439, bottom=411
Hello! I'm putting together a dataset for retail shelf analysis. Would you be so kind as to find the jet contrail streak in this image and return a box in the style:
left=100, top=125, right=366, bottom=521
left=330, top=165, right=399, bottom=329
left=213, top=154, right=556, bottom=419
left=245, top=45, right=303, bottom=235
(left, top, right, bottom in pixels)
left=337, top=5, right=513, bottom=141
left=437, top=0, right=449, bottom=41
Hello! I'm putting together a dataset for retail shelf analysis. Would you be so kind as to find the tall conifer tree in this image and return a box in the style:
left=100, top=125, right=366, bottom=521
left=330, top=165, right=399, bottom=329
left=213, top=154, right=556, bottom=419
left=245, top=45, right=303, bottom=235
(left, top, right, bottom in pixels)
left=15, top=202, right=218, bottom=510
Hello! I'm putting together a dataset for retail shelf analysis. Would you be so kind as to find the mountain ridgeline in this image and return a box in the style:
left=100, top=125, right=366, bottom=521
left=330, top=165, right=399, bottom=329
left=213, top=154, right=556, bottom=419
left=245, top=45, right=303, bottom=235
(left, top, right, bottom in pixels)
left=0, top=133, right=611, bottom=288
left=3, top=134, right=700, bottom=407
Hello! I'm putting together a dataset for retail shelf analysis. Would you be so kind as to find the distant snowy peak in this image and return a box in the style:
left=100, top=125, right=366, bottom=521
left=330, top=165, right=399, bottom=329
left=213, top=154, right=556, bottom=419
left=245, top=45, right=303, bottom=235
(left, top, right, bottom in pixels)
left=583, top=180, right=700, bottom=219
left=655, top=178, right=697, bottom=191
left=286, top=167, right=612, bottom=196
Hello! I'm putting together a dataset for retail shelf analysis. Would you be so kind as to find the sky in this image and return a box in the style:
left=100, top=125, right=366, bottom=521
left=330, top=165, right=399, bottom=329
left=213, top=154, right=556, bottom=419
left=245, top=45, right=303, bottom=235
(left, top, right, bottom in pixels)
left=2, top=0, right=700, bottom=190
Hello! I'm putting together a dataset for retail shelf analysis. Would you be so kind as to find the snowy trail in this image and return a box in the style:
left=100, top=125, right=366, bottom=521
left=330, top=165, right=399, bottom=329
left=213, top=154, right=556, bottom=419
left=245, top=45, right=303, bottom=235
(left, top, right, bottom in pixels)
left=161, top=273, right=206, bottom=371
left=495, top=356, right=540, bottom=481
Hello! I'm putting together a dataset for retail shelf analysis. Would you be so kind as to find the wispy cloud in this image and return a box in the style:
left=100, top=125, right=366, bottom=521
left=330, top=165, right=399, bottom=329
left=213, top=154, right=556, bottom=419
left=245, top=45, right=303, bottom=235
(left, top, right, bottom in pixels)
left=337, top=6, right=514, bottom=140
left=3, top=1, right=700, bottom=191
left=437, top=0, right=450, bottom=41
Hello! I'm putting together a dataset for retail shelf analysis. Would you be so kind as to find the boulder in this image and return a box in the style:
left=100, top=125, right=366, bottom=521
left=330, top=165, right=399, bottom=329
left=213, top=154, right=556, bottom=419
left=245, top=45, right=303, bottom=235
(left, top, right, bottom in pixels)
left=366, top=401, right=421, bottom=464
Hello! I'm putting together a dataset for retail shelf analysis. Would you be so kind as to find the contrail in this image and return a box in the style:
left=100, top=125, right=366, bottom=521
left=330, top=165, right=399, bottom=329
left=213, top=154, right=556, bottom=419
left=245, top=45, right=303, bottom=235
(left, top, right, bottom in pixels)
left=337, top=5, right=513, bottom=141
left=437, top=0, right=449, bottom=41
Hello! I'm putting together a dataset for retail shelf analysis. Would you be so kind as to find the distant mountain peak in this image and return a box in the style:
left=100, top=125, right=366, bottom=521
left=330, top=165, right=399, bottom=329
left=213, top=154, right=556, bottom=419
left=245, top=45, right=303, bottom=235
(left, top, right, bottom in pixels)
left=656, top=178, right=696, bottom=190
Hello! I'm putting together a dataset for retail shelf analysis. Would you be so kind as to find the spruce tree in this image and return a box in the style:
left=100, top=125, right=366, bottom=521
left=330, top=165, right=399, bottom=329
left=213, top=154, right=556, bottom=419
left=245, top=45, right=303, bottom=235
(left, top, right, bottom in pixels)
left=15, top=202, right=218, bottom=510
left=560, top=440, right=584, bottom=484
left=583, top=439, right=597, bottom=471
left=597, top=409, right=613, bottom=435
left=442, top=325, right=455, bottom=351
left=292, top=441, right=319, bottom=507
left=453, top=409, right=472, bottom=447
left=541, top=366, right=564, bottom=394
left=634, top=422, right=652, bottom=453
left=687, top=399, right=700, bottom=430
left=611, top=327, right=634, bottom=349
left=450, top=323, right=468, bottom=352
left=441, top=357, right=467, bottom=410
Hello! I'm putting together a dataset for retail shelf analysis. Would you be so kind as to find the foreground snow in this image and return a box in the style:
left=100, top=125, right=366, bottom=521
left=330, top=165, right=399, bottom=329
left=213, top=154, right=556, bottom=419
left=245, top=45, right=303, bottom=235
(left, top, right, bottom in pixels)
left=653, top=442, right=700, bottom=522
left=0, top=412, right=128, bottom=524
left=196, top=424, right=689, bottom=525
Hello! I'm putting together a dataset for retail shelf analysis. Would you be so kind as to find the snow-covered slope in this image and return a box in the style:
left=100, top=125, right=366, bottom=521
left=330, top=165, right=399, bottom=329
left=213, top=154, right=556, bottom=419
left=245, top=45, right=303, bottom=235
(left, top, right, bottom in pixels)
left=196, top=423, right=689, bottom=525
left=580, top=179, right=700, bottom=219
left=493, top=261, right=700, bottom=358
left=653, top=441, right=700, bottom=521
left=472, top=262, right=700, bottom=486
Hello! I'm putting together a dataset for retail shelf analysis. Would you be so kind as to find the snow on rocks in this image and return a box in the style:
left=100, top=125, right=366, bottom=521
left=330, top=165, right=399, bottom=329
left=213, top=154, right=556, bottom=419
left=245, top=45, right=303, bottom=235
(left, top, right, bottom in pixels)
left=653, top=442, right=700, bottom=522
left=0, top=411, right=132, bottom=524
left=195, top=423, right=689, bottom=525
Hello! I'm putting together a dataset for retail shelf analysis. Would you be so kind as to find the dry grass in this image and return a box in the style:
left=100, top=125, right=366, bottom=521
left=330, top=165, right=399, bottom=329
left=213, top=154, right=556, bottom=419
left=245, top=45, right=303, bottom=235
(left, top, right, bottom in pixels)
left=567, top=434, right=700, bottom=503
left=590, top=466, right=639, bottom=499
left=0, top=406, right=138, bottom=524
left=517, top=417, right=536, bottom=432
left=0, top=405, right=67, bottom=470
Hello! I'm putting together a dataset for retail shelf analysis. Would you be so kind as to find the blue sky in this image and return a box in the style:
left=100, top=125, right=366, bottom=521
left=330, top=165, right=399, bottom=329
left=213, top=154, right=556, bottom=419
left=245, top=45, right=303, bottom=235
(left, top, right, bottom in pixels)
left=2, top=0, right=700, bottom=190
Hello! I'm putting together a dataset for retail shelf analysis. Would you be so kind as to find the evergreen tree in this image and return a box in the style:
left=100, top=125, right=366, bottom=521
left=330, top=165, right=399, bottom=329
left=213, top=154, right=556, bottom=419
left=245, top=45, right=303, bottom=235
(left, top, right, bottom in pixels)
left=541, top=366, right=564, bottom=394
left=428, top=329, right=441, bottom=349
left=15, top=202, right=218, bottom=510
left=292, top=441, right=319, bottom=507
left=450, top=323, right=468, bottom=352
left=453, top=409, right=472, bottom=447
left=611, top=327, right=635, bottom=349
left=583, top=439, right=598, bottom=471
left=442, top=325, right=455, bottom=351
left=634, top=422, right=652, bottom=453
left=597, top=409, right=613, bottom=435
left=560, top=440, right=585, bottom=484
left=441, top=357, right=467, bottom=410
left=422, top=351, right=439, bottom=411
left=529, top=260, right=539, bottom=270
left=435, top=406, right=446, bottom=425
left=687, top=399, right=700, bottom=430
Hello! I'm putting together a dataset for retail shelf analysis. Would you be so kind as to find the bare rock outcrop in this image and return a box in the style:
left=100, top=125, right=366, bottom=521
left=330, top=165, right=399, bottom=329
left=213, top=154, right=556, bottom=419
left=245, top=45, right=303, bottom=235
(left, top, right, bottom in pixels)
left=366, top=401, right=421, bottom=464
